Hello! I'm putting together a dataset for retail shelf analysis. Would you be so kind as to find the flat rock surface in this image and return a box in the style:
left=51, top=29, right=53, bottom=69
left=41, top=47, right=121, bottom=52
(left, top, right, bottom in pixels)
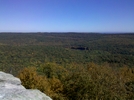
left=0, top=71, right=52, bottom=100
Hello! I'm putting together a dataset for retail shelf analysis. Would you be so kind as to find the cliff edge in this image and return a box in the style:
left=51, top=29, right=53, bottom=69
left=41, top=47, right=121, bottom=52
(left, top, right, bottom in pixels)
left=0, top=71, right=52, bottom=100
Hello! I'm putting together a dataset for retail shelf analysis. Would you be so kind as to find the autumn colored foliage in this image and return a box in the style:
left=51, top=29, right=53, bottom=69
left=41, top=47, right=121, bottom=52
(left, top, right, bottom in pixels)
left=18, top=62, right=134, bottom=100
left=0, top=33, right=133, bottom=99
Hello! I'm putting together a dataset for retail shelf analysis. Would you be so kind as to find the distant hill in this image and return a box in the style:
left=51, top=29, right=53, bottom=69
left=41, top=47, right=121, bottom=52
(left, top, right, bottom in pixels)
left=0, top=33, right=134, bottom=75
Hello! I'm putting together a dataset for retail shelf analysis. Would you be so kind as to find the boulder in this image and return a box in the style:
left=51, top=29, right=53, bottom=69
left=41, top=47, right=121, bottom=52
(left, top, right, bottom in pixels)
left=0, top=71, right=52, bottom=100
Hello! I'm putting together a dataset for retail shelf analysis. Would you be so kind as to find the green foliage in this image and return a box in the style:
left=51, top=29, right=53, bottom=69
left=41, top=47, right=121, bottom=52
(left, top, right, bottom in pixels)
left=87, top=63, right=126, bottom=99
left=18, top=63, right=134, bottom=100
left=18, top=66, right=66, bottom=100
left=37, top=62, right=68, bottom=80
left=0, top=33, right=134, bottom=99
left=63, top=71, right=93, bottom=100
left=0, top=33, right=134, bottom=75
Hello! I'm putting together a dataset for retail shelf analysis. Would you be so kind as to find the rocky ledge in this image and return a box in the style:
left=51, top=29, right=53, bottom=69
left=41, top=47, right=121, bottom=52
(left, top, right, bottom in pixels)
left=0, top=71, right=52, bottom=100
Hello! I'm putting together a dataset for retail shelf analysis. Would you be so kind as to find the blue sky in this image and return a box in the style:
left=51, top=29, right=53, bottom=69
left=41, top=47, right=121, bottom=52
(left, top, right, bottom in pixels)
left=0, top=0, right=134, bottom=32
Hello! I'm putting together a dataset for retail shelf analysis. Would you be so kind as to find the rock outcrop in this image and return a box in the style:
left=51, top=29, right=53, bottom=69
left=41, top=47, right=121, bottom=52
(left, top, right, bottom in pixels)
left=0, top=71, right=52, bottom=100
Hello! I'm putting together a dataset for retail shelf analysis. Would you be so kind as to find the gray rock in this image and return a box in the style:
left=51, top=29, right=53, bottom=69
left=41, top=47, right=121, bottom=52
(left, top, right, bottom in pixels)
left=0, top=71, right=21, bottom=85
left=0, top=71, right=52, bottom=100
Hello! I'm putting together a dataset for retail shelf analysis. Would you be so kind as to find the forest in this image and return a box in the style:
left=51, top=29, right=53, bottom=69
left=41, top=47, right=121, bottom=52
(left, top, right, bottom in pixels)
left=0, top=33, right=134, bottom=99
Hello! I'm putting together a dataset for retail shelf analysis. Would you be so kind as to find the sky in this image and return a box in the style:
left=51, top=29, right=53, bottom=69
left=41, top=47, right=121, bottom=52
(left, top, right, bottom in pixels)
left=0, top=0, right=134, bottom=32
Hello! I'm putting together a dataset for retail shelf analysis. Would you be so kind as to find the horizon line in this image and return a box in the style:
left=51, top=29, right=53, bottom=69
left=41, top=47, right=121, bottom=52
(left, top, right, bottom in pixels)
left=0, top=31, right=134, bottom=33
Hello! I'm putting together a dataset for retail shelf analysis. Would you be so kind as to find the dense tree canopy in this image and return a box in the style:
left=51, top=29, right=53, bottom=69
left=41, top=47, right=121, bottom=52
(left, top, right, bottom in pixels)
left=0, top=33, right=134, bottom=99
left=18, top=62, right=134, bottom=100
